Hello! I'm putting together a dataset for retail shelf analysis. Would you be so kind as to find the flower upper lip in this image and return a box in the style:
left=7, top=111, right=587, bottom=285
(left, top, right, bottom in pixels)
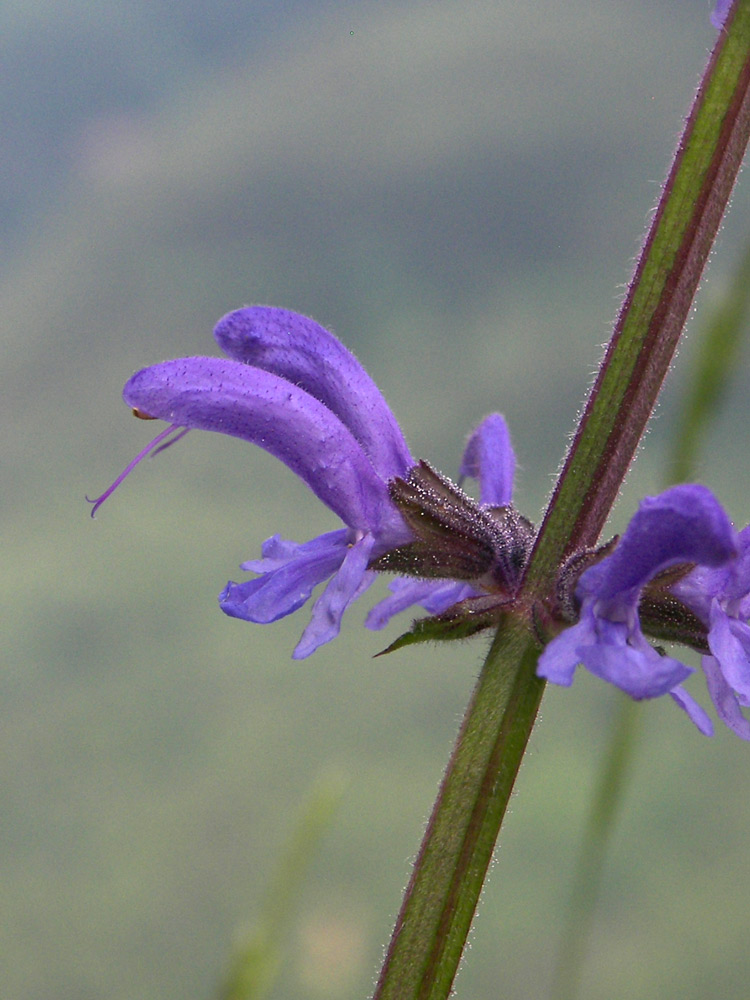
left=213, top=307, right=413, bottom=482
left=123, top=354, right=405, bottom=538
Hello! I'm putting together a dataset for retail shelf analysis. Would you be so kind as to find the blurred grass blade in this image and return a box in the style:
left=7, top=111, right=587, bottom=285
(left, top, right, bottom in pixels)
left=218, top=769, right=347, bottom=1000
left=552, top=699, right=642, bottom=1000
left=667, top=235, right=750, bottom=485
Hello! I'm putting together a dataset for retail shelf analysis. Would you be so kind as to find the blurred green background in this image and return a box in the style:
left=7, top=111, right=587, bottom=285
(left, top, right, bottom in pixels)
left=4, top=1, right=750, bottom=997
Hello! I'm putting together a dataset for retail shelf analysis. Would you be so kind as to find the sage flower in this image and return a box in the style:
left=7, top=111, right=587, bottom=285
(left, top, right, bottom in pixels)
left=90, top=307, right=521, bottom=658
left=91, top=307, right=418, bottom=657
left=537, top=485, right=750, bottom=737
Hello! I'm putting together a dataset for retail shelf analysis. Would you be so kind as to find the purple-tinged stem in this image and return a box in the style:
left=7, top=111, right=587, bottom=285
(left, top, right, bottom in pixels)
left=527, top=2, right=750, bottom=592
left=374, top=6, right=750, bottom=999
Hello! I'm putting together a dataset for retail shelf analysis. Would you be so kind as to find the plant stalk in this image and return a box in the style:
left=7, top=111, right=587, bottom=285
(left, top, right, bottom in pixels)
left=373, top=7, right=750, bottom=998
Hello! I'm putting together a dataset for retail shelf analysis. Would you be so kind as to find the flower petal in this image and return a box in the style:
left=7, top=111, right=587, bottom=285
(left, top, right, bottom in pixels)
left=669, top=685, right=715, bottom=737
left=213, top=307, right=413, bottom=480
left=219, top=530, right=350, bottom=623
left=293, top=532, right=377, bottom=658
left=701, top=655, right=750, bottom=740
left=459, top=413, right=515, bottom=507
left=580, top=619, right=692, bottom=698
left=536, top=615, right=595, bottom=686
left=706, top=600, right=750, bottom=702
left=365, top=578, right=474, bottom=630
left=582, top=484, right=736, bottom=603
left=123, top=357, right=398, bottom=532
left=538, top=606, right=693, bottom=697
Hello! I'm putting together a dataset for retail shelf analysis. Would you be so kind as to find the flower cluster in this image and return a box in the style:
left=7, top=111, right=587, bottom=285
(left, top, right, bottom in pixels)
left=538, top=485, right=750, bottom=740
left=92, top=306, right=750, bottom=739
left=90, top=307, right=523, bottom=658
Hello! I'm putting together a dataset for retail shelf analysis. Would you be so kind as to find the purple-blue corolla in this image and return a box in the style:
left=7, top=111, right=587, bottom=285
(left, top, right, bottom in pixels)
left=91, top=307, right=517, bottom=658
left=537, top=484, right=750, bottom=738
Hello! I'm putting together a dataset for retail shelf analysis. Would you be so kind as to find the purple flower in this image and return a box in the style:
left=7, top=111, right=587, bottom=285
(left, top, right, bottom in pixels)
left=712, top=0, right=732, bottom=29
left=91, top=307, right=518, bottom=658
left=91, top=307, right=412, bottom=657
left=537, top=484, right=747, bottom=737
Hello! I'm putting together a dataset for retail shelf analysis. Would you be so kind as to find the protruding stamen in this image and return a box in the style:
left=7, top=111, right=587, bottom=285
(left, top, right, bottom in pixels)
left=86, top=423, right=184, bottom=517
left=151, top=426, right=190, bottom=457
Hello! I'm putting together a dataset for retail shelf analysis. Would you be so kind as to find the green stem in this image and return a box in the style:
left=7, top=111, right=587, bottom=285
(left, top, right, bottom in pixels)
left=373, top=7, right=750, bottom=999
left=526, top=2, right=750, bottom=592
left=372, top=619, right=544, bottom=1000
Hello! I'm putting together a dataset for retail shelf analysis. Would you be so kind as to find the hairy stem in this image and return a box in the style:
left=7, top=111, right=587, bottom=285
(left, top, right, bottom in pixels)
left=373, top=619, right=543, bottom=1000
left=527, top=4, right=750, bottom=592
left=373, top=7, right=750, bottom=998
